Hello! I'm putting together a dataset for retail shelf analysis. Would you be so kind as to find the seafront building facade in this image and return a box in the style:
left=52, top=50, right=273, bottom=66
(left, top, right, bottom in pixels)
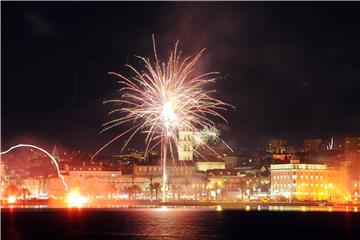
left=1, top=134, right=357, bottom=203
left=271, top=160, right=349, bottom=201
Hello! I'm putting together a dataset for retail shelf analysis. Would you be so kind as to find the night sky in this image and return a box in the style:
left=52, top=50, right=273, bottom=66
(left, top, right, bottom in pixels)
left=2, top=2, right=360, bottom=153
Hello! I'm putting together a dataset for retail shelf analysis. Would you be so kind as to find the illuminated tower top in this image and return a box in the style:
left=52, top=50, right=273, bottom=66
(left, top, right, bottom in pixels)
left=52, top=145, right=60, bottom=162
left=178, top=131, right=193, bottom=161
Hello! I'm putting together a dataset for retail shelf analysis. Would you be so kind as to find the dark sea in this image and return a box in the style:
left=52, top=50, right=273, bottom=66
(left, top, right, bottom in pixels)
left=1, top=206, right=360, bottom=240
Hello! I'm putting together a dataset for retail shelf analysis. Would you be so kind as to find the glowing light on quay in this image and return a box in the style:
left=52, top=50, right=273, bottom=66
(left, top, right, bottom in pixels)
left=0, top=144, right=68, bottom=191
left=156, top=206, right=169, bottom=212
left=216, top=205, right=223, bottom=211
left=7, top=196, right=17, bottom=204
left=66, top=190, right=88, bottom=207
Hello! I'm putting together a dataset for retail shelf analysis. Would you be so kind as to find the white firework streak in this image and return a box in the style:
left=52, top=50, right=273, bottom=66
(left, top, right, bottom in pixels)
left=0, top=144, right=68, bottom=191
left=93, top=36, right=232, bottom=201
left=93, top=36, right=231, bottom=159
left=193, top=126, right=234, bottom=155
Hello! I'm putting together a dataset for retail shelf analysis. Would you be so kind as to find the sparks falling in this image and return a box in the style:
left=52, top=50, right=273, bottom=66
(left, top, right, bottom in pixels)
left=193, top=126, right=234, bottom=157
left=94, top=36, right=231, bottom=201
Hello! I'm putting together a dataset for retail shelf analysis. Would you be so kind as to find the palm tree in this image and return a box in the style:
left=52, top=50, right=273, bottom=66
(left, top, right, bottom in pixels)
left=184, top=178, right=190, bottom=196
left=171, top=184, right=176, bottom=201
left=126, top=185, right=141, bottom=200
left=107, top=184, right=118, bottom=199
left=149, top=176, right=154, bottom=200
left=238, top=179, right=246, bottom=201
left=132, top=185, right=141, bottom=200
left=154, top=182, right=161, bottom=201
left=19, top=188, right=31, bottom=200
left=125, top=186, right=133, bottom=200
left=202, top=176, right=210, bottom=201
left=149, top=183, right=154, bottom=200
left=222, top=180, right=230, bottom=200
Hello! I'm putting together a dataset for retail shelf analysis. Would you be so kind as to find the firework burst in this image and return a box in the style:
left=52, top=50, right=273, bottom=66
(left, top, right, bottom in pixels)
left=94, top=36, right=231, bottom=200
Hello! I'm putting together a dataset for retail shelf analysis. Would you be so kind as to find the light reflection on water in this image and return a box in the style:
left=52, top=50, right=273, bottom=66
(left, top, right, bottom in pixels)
left=1, top=204, right=360, bottom=212
left=2, top=206, right=360, bottom=240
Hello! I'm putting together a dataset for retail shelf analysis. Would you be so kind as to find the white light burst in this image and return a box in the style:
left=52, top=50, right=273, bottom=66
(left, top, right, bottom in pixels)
left=94, top=36, right=231, bottom=201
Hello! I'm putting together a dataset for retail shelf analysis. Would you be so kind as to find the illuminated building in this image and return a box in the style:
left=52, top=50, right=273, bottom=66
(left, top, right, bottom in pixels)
left=206, top=169, right=245, bottom=200
left=0, top=160, right=8, bottom=198
left=268, top=138, right=287, bottom=153
left=206, top=169, right=270, bottom=201
left=271, top=160, right=328, bottom=201
left=47, top=162, right=122, bottom=198
left=351, top=181, right=360, bottom=202
left=242, top=174, right=271, bottom=201
left=271, top=160, right=350, bottom=201
left=133, top=162, right=203, bottom=201
left=22, top=177, right=48, bottom=197
left=304, top=138, right=324, bottom=153
left=178, top=131, right=194, bottom=161
left=196, top=161, right=225, bottom=171
left=345, top=135, right=360, bottom=153
left=326, top=166, right=350, bottom=201
left=224, top=154, right=240, bottom=169
left=272, top=153, right=293, bottom=161
left=134, top=161, right=196, bottom=178
left=114, top=150, right=145, bottom=162
left=282, top=145, right=296, bottom=155
left=52, top=145, right=61, bottom=162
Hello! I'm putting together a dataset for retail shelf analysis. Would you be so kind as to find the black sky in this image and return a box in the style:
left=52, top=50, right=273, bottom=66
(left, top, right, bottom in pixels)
left=2, top=2, right=360, bottom=153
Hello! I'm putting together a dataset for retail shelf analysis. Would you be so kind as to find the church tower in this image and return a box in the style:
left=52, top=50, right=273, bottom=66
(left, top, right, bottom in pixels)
left=52, top=145, right=60, bottom=162
left=178, top=130, right=193, bottom=161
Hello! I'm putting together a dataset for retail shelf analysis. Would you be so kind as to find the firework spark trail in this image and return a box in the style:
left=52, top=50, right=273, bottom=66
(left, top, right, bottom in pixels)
left=193, top=126, right=220, bottom=148
left=95, top=37, right=230, bottom=157
left=221, top=139, right=234, bottom=153
left=0, top=144, right=68, bottom=191
left=94, top=35, right=231, bottom=201
left=193, top=126, right=234, bottom=153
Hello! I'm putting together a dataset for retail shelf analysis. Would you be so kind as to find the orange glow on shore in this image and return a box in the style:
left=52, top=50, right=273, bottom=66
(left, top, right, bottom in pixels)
left=66, top=190, right=88, bottom=207
left=7, top=196, right=17, bottom=204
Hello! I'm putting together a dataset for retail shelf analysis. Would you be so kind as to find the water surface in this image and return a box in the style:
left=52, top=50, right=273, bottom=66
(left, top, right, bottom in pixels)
left=2, top=207, right=360, bottom=240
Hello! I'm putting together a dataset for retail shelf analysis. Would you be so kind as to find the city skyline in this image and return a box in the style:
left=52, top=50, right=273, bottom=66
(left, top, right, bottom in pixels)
left=2, top=3, right=360, bottom=240
left=2, top=2, right=360, bottom=154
